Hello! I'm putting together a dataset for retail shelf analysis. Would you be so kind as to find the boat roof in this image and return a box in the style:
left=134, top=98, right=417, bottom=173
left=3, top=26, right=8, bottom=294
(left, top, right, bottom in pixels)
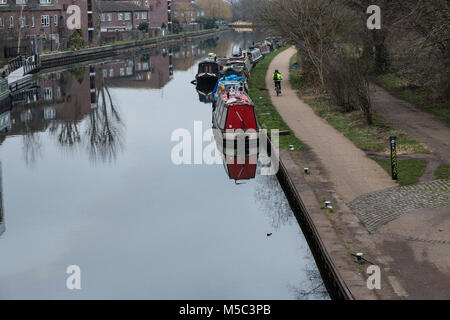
left=220, top=92, right=253, bottom=106
left=218, top=80, right=242, bottom=86
left=199, top=59, right=218, bottom=64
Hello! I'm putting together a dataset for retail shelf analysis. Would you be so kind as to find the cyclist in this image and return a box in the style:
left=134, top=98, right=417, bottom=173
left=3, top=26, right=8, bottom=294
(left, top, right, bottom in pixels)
left=272, top=69, right=283, bottom=93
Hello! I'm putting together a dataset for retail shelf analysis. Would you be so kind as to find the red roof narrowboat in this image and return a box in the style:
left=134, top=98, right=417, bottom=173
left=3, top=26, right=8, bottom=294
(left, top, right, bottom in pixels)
left=212, top=90, right=259, bottom=156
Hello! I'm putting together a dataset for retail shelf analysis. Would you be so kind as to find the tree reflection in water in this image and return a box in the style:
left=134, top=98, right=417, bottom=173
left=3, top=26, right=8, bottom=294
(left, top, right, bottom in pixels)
left=49, top=120, right=81, bottom=149
left=288, top=262, right=329, bottom=300
left=85, top=76, right=124, bottom=163
left=254, top=173, right=329, bottom=300
left=22, top=131, right=42, bottom=166
left=254, top=173, right=293, bottom=230
left=43, top=70, right=124, bottom=163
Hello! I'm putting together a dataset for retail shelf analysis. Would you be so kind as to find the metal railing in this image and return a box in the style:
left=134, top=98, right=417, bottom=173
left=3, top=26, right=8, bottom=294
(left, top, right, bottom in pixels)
left=7, top=54, right=39, bottom=75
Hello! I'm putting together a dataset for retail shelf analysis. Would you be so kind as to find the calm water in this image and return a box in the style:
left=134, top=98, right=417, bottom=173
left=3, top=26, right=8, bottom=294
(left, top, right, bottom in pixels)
left=0, top=31, right=328, bottom=299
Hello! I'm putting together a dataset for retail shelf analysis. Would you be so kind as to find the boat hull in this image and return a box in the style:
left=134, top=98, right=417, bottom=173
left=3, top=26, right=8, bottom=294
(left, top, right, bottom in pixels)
left=196, top=73, right=219, bottom=89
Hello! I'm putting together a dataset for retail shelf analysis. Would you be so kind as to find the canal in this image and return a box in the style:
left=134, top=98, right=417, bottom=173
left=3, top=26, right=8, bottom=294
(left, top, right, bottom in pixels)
left=0, top=31, right=328, bottom=299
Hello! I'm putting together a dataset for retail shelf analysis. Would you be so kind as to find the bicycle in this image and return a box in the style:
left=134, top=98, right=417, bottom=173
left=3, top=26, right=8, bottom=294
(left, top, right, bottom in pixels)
left=275, top=81, right=281, bottom=96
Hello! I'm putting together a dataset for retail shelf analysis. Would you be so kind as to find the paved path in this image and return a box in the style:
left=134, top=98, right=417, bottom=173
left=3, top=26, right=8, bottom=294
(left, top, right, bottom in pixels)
left=348, top=180, right=450, bottom=233
left=371, top=84, right=450, bottom=164
left=266, top=48, right=396, bottom=203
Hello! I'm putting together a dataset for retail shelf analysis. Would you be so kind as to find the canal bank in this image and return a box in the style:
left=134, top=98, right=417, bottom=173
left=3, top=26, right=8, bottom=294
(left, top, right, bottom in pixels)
left=39, top=28, right=231, bottom=70
left=249, top=48, right=364, bottom=299
left=261, top=48, right=450, bottom=300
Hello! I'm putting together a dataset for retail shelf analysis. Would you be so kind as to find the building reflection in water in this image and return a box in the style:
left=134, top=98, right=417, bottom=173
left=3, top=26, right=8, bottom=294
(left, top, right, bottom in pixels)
left=0, top=35, right=239, bottom=165
left=0, top=161, right=4, bottom=239
left=0, top=48, right=175, bottom=164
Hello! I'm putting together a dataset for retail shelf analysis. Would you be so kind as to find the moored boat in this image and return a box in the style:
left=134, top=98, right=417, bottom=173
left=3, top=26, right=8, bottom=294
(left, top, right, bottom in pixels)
left=212, top=91, right=259, bottom=156
left=196, top=59, right=221, bottom=89
left=248, top=48, right=263, bottom=67
left=212, top=75, right=247, bottom=105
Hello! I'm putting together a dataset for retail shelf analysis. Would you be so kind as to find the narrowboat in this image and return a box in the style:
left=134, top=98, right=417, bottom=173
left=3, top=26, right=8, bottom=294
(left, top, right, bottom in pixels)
left=254, top=43, right=270, bottom=56
left=220, top=63, right=247, bottom=79
left=228, top=54, right=252, bottom=72
left=196, top=58, right=221, bottom=88
left=212, top=75, right=247, bottom=105
left=212, top=91, right=259, bottom=156
left=248, top=48, right=263, bottom=67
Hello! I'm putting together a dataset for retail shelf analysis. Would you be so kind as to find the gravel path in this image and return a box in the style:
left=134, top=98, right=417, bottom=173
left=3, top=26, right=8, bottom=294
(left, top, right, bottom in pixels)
left=266, top=48, right=396, bottom=203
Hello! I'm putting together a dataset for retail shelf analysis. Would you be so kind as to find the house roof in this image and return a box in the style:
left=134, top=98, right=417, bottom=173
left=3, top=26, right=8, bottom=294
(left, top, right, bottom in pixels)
left=190, top=3, right=204, bottom=11
left=98, top=1, right=148, bottom=12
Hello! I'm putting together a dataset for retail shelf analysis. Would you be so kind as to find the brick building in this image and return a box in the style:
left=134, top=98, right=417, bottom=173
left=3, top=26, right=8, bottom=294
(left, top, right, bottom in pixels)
left=97, top=1, right=148, bottom=33
left=172, top=0, right=204, bottom=25
left=0, top=0, right=93, bottom=58
left=0, top=0, right=170, bottom=58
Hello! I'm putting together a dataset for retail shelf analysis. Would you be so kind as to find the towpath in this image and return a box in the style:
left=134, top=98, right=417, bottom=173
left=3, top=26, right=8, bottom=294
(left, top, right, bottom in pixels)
left=265, top=47, right=396, bottom=203
left=267, top=47, right=450, bottom=299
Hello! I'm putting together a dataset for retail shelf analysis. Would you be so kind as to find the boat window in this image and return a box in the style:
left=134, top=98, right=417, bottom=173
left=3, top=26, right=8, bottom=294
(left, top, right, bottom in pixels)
left=215, top=99, right=223, bottom=126
left=220, top=107, right=227, bottom=130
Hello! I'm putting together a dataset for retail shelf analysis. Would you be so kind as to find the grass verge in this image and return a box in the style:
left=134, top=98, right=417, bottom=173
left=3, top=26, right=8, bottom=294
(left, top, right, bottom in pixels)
left=248, top=48, right=306, bottom=150
left=372, top=158, right=427, bottom=186
left=435, top=164, right=450, bottom=180
left=289, top=53, right=428, bottom=155
left=375, top=73, right=450, bottom=125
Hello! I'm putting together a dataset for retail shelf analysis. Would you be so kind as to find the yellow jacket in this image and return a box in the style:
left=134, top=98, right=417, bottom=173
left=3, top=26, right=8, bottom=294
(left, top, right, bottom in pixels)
left=272, top=73, right=283, bottom=81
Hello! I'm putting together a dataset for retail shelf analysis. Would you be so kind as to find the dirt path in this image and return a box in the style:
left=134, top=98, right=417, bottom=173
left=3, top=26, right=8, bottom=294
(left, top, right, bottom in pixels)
left=370, top=84, right=450, bottom=181
left=266, top=48, right=396, bottom=203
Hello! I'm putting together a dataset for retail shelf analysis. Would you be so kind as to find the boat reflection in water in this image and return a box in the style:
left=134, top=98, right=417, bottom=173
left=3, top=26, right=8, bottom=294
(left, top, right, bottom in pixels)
left=196, top=86, right=214, bottom=104
left=223, top=153, right=257, bottom=184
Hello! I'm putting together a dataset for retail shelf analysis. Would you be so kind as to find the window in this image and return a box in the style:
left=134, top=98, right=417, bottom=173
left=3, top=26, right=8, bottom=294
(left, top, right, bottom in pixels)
left=125, top=13, right=130, bottom=21
left=107, top=13, right=112, bottom=21
left=19, top=16, right=26, bottom=28
left=101, top=13, right=105, bottom=22
left=118, top=13, right=123, bottom=21
left=141, top=12, right=147, bottom=20
left=120, top=68, right=124, bottom=76
left=9, top=16, right=13, bottom=28
left=56, top=87, right=60, bottom=97
left=135, top=12, right=139, bottom=20
left=39, top=0, right=52, bottom=4
left=31, top=15, right=34, bottom=27
left=41, top=15, right=49, bottom=27
left=0, top=17, right=3, bottom=28
left=109, top=69, right=114, bottom=77
left=44, top=107, right=56, bottom=120
left=102, top=69, right=107, bottom=78
left=43, top=87, right=52, bottom=100
left=54, top=15, right=57, bottom=26
left=16, top=0, right=27, bottom=4
left=0, top=0, right=7, bottom=4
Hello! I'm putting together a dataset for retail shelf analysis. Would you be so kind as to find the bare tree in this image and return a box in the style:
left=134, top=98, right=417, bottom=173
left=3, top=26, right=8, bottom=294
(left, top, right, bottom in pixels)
left=197, top=0, right=232, bottom=20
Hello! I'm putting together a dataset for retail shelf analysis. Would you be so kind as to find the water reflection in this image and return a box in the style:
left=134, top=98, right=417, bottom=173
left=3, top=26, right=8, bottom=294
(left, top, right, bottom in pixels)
left=0, top=162, right=4, bottom=239
left=0, top=31, right=327, bottom=299
left=86, top=72, right=124, bottom=163
left=223, top=154, right=257, bottom=184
